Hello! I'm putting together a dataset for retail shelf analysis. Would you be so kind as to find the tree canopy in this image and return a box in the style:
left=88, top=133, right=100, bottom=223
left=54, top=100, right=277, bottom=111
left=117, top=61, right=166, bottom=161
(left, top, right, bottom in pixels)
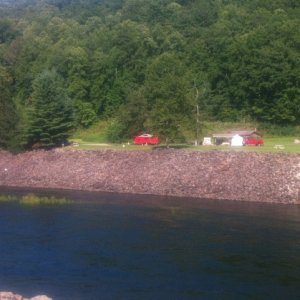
left=0, top=0, right=299, bottom=147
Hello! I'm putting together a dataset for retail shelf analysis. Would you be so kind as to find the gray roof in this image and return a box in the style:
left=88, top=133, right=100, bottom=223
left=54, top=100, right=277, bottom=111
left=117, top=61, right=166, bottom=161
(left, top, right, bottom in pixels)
left=212, top=130, right=262, bottom=138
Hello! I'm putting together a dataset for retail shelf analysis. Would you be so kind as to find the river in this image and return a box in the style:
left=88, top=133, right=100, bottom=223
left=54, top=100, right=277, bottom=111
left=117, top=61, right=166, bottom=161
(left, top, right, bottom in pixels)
left=0, top=188, right=299, bottom=299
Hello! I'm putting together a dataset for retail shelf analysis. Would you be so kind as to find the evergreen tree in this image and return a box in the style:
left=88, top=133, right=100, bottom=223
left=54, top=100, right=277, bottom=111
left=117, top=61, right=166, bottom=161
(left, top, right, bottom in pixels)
left=26, top=69, right=74, bottom=148
left=1, top=0, right=299, bottom=143
left=0, top=66, right=17, bottom=149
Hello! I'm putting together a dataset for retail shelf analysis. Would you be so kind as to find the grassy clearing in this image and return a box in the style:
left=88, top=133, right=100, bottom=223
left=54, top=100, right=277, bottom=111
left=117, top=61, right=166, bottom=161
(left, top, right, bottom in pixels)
left=70, top=120, right=299, bottom=154
left=252, top=136, right=300, bottom=153
left=71, top=120, right=109, bottom=143
left=67, top=136, right=300, bottom=153
left=69, top=138, right=150, bottom=151
left=0, top=194, right=72, bottom=205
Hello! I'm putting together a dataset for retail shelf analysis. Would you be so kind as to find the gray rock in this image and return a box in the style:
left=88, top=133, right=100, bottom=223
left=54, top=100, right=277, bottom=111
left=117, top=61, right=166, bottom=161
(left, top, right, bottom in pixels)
left=0, top=292, right=52, bottom=300
left=0, top=149, right=299, bottom=203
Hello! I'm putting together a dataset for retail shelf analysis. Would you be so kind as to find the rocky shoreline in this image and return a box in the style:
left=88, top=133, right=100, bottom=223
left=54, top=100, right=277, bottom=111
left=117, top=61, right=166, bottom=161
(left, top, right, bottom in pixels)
left=0, top=292, right=51, bottom=300
left=0, top=149, right=299, bottom=204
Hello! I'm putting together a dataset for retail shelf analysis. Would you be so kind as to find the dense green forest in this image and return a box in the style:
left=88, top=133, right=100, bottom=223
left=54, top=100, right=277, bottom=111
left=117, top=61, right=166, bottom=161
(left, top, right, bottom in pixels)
left=0, top=0, right=299, bottom=149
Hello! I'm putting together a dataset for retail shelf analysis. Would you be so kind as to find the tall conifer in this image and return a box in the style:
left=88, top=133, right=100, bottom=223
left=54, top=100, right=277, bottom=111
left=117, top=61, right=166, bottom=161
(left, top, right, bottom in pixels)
left=26, top=69, right=74, bottom=149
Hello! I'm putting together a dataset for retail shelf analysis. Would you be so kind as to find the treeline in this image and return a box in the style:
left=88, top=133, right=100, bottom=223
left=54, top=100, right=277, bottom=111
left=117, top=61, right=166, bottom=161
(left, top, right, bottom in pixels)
left=0, top=0, right=299, bottom=149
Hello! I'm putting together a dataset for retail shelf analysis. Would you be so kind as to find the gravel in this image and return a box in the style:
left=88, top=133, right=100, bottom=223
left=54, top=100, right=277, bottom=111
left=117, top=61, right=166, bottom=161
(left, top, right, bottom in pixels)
left=0, top=149, right=299, bottom=203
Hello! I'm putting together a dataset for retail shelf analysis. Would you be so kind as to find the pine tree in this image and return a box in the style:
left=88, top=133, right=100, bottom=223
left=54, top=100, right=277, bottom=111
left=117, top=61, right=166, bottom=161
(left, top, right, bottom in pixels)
left=26, top=69, right=74, bottom=149
left=0, top=66, right=17, bottom=149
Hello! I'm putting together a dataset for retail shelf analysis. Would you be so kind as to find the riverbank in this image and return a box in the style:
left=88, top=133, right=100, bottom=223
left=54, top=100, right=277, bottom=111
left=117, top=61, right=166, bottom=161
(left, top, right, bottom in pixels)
left=0, top=292, right=51, bottom=300
left=0, top=149, right=299, bottom=204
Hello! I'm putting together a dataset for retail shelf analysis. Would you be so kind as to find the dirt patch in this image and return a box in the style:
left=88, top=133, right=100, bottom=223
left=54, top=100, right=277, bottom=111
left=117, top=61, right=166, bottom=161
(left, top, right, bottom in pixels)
left=0, top=149, right=299, bottom=203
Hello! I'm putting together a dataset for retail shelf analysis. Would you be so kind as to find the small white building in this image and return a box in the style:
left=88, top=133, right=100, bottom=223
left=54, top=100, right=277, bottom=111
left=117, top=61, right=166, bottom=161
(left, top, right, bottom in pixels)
left=231, top=134, right=243, bottom=146
left=202, top=137, right=212, bottom=145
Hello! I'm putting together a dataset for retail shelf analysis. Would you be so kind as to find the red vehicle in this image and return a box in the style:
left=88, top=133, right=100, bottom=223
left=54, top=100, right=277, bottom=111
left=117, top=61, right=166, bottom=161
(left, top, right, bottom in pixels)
left=243, top=137, right=264, bottom=146
left=133, top=134, right=160, bottom=145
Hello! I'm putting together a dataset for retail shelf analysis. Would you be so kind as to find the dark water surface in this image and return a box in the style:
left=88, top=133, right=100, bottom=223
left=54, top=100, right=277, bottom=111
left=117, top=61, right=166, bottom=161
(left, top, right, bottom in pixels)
left=0, top=187, right=299, bottom=300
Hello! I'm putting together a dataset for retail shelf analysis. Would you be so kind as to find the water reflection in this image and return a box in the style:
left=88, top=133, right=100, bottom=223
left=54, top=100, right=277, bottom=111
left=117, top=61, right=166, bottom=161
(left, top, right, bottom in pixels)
left=0, top=187, right=299, bottom=299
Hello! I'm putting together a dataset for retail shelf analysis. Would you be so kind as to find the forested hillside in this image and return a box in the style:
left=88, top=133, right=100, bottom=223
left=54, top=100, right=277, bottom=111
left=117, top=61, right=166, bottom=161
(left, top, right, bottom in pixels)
left=0, top=0, right=299, bottom=149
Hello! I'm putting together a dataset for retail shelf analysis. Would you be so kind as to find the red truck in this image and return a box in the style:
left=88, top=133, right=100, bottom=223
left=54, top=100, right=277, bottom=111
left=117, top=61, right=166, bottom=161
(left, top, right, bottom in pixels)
left=133, top=134, right=160, bottom=145
left=243, top=137, right=264, bottom=146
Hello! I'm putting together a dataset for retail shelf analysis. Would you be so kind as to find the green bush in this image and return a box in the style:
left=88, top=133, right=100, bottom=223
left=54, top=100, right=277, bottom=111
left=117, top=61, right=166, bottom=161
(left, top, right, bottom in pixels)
left=75, top=102, right=97, bottom=128
left=105, top=120, right=127, bottom=143
left=260, top=123, right=300, bottom=136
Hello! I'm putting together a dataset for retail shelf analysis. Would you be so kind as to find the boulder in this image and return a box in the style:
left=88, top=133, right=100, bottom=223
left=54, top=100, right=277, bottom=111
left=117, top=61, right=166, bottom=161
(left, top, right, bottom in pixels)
left=0, top=292, right=22, bottom=300
left=0, top=292, right=52, bottom=300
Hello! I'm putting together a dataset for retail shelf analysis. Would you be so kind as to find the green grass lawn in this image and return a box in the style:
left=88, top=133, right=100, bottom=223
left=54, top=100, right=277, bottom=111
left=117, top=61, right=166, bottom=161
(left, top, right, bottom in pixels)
left=68, top=136, right=299, bottom=153
left=71, top=121, right=108, bottom=143
left=70, top=121, right=300, bottom=153
left=253, top=136, right=300, bottom=153
left=69, top=138, right=152, bottom=151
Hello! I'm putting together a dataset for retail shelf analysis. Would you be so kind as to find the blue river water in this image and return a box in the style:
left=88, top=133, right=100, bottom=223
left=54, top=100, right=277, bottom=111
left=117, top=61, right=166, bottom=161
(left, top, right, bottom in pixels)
left=0, top=188, right=299, bottom=300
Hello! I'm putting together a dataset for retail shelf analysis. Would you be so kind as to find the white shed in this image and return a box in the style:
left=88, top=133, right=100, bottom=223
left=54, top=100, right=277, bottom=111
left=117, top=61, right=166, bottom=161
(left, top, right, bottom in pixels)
left=231, top=134, right=243, bottom=146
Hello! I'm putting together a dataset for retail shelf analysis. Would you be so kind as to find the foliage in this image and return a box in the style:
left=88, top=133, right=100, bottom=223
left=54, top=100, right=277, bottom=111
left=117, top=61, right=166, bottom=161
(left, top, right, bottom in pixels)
left=26, top=69, right=74, bottom=149
left=0, top=66, right=18, bottom=149
left=118, top=87, right=148, bottom=138
left=259, top=123, right=300, bottom=136
left=75, top=101, right=97, bottom=128
left=105, top=119, right=127, bottom=143
left=0, top=0, right=299, bottom=146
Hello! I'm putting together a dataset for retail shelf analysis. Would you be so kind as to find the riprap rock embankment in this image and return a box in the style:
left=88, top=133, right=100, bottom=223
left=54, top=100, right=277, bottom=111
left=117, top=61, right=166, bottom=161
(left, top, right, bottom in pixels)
left=0, top=149, right=299, bottom=203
